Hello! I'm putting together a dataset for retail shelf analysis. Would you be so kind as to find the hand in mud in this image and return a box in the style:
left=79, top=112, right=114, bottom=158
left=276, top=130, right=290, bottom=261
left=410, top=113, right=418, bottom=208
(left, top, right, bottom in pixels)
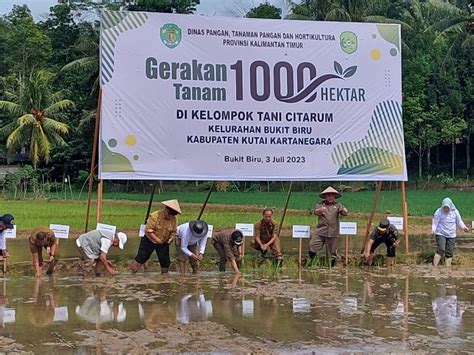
left=464, top=227, right=470, bottom=233
left=261, top=244, right=268, bottom=252
left=191, top=253, right=201, bottom=261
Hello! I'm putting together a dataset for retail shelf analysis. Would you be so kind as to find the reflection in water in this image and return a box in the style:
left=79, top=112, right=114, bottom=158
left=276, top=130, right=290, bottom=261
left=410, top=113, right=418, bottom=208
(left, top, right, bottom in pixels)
left=75, top=285, right=126, bottom=326
left=0, top=270, right=471, bottom=353
left=176, top=292, right=213, bottom=324
left=432, top=285, right=465, bottom=337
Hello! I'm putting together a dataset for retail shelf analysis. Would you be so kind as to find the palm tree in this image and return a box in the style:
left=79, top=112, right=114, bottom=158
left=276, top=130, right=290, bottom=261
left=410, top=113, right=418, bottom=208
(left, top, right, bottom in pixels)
left=0, top=70, right=73, bottom=167
left=62, top=24, right=99, bottom=95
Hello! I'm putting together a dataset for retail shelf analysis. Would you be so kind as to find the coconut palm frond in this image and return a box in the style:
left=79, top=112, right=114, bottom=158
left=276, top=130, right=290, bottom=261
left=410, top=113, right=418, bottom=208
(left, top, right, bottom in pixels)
left=44, top=99, right=75, bottom=116
left=42, top=117, right=70, bottom=135
left=7, top=123, right=31, bottom=150
left=17, top=114, right=35, bottom=126
left=0, top=101, right=23, bottom=117
left=78, top=109, right=97, bottom=130
left=62, top=56, right=97, bottom=72
left=0, top=121, right=19, bottom=138
left=325, top=8, right=352, bottom=22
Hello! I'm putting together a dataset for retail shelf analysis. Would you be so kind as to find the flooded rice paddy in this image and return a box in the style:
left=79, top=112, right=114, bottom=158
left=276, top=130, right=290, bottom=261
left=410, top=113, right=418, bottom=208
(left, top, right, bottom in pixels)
left=1, top=267, right=473, bottom=353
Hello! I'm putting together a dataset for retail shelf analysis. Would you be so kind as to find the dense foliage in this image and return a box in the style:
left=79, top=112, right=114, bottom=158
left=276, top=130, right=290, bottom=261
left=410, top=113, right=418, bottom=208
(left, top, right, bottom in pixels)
left=0, top=0, right=472, bottom=188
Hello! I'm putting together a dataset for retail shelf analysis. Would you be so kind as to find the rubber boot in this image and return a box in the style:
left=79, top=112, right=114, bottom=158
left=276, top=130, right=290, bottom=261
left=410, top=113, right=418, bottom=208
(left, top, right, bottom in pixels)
left=330, top=257, right=337, bottom=267
left=236, top=260, right=242, bottom=270
left=433, top=253, right=442, bottom=267
left=445, top=258, right=452, bottom=268
left=218, top=260, right=226, bottom=272
left=386, top=257, right=395, bottom=267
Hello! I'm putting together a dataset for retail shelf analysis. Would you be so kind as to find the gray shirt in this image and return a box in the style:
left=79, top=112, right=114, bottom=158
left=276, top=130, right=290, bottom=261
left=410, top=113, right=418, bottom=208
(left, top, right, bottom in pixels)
left=76, top=230, right=114, bottom=259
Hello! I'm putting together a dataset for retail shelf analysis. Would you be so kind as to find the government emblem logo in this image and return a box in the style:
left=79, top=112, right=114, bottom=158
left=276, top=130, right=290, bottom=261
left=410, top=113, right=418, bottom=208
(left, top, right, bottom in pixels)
left=160, top=23, right=181, bottom=49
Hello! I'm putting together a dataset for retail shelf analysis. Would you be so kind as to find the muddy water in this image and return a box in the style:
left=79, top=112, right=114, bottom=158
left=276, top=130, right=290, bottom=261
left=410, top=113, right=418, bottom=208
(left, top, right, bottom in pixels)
left=0, top=268, right=473, bottom=353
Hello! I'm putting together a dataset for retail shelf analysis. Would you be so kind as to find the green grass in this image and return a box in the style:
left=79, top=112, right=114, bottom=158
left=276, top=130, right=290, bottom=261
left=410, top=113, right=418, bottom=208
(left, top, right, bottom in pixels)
left=1, top=189, right=472, bottom=232
left=81, top=190, right=473, bottom=217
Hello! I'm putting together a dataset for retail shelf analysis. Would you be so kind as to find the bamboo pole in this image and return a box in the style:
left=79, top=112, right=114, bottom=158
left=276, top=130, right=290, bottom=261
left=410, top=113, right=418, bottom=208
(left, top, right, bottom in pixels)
left=277, top=182, right=293, bottom=237
left=360, top=181, right=383, bottom=254
left=96, top=179, right=103, bottom=223
left=85, top=89, right=102, bottom=232
left=345, top=235, right=349, bottom=266
left=197, top=182, right=215, bottom=220
left=145, top=183, right=156, bottom=224
left=401, top=181, right=409, bottom=253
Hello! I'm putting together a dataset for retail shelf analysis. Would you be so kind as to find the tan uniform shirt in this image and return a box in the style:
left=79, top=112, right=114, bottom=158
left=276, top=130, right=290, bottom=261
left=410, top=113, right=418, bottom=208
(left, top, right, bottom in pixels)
left=29, top=227, right=57, bottom=253
left=146, top=210, right=177, bottom=243
left=255, top=219, right=278, bottom=243
left=212, top=229, right=238, bottom=261
left=315, top=201, right=347, bottom=238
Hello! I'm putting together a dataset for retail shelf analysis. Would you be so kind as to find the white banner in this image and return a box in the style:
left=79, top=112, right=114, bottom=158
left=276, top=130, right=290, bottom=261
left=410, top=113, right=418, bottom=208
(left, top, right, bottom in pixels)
left=387, top=216, right=403, bottom=230
left=96, top=223, right=117, bottom=237
left=99, top=11, right=405, bottom=181
left=4, top=225, right=16, bottom=239
left=292, top=225, right=311, bottom=238
left=49, top=224, right=70, bottom=239
left=235, top=223, right=254, bottom=237
left=339, top=222, right=358, bottom=235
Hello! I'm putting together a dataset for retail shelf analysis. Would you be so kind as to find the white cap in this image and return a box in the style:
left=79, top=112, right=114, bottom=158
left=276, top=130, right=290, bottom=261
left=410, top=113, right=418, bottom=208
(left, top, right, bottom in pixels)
left=117, top=232, right=127, bottom=249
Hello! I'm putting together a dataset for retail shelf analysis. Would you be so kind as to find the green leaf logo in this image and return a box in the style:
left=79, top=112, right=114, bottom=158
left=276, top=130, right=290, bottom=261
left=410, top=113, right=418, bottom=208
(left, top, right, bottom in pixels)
left=340, top=31, right=358, bottom=54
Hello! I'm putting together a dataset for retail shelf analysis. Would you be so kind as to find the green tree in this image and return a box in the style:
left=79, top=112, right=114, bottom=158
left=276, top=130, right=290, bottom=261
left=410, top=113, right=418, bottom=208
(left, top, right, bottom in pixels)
left=246, top=3, right=282, bottom=19
left=0, top=71, right=73, bottom=167
left=2, top=5, right=52, bottom=76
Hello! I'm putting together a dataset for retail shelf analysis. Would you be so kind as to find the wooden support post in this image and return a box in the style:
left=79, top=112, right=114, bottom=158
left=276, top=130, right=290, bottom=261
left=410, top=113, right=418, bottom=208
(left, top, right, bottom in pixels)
left=197, top=182, right=215, bottom=220
left=360, top=181, right=383, bottom=254
left=145, top=183, right=156, bottom=224
left=344, top=235, right=349, bottom=266
left=401, top=181, right=409, bottom=253
left=277, top=182, right=293, bottom=237
left=85, top=89, right=102, bottom=232
left=298, top=238, right=302, bottom=268
left=96, top=179, right=103, bottom=223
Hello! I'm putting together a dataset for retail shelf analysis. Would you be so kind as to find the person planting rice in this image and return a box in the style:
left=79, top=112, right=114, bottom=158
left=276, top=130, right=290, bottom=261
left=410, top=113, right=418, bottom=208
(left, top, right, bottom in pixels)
left=0, top=214, right=14, bottom=260
left=252, top=208, right=283, bottom=267
left=212, top=229, right=244, bottom=274
left=176, top=220, right=209, bottom=275
left=365, top=218, right=400, bottom=267
left=130, top=199, right=181, bottom=274
left=29, top=227, right=59, bottom=278
left=76, top=230, right=127, bottom=277
left=309, top=186, right=348, bottom=266
left=432, top=197, right=469, bottom=268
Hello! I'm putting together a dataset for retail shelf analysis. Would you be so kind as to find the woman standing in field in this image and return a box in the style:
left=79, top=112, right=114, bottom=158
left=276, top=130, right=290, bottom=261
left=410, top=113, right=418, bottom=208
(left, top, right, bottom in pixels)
left=432, top=197, right=470, bottom=268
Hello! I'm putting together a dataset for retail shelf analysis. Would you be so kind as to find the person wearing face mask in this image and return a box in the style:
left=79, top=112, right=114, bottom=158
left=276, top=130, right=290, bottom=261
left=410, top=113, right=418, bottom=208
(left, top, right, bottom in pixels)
left=29, top=227, right=59, bottom=278
left=308, top=186, right=348, bottom=266
left=130, top=199, right=182, bottom=274
left=432, top=197, right=469, bottom=268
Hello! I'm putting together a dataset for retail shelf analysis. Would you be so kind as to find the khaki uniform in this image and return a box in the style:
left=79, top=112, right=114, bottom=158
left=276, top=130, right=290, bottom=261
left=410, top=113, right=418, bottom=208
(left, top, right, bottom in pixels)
left=212, top=230, right=239, bottom=261
left=145, top=211, right=177, bottom=243
left=309, top=201, right=347, bottom=259
left=135, top=210, right=177, bottom=267
left=252, top=219, right=282, bottom=258
left=29, top=227, right=59, bottom=272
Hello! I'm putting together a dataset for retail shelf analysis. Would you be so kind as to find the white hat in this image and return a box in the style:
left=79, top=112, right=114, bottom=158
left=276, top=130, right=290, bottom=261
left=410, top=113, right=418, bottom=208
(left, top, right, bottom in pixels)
left=117, top=232, right=127, bottom=249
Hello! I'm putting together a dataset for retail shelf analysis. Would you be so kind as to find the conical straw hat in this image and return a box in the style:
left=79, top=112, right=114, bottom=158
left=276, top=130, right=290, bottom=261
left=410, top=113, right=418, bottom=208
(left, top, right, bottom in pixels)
left=161, top=199, right=182, bottom=214
left=319, top=186, right=341, bottom=199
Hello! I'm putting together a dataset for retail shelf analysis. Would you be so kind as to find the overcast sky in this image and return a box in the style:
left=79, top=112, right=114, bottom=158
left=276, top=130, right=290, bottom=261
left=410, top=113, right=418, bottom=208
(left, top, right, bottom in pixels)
left=0, top=0, right=293, bottom=20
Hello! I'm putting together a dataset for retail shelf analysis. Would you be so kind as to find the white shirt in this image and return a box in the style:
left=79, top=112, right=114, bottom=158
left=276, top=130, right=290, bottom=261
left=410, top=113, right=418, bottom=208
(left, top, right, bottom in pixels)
left=0, top=231, right=6, bottom=250
left=432, top=209, right=467, bottom=238
left=177, top=223, right=207, bottom=257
